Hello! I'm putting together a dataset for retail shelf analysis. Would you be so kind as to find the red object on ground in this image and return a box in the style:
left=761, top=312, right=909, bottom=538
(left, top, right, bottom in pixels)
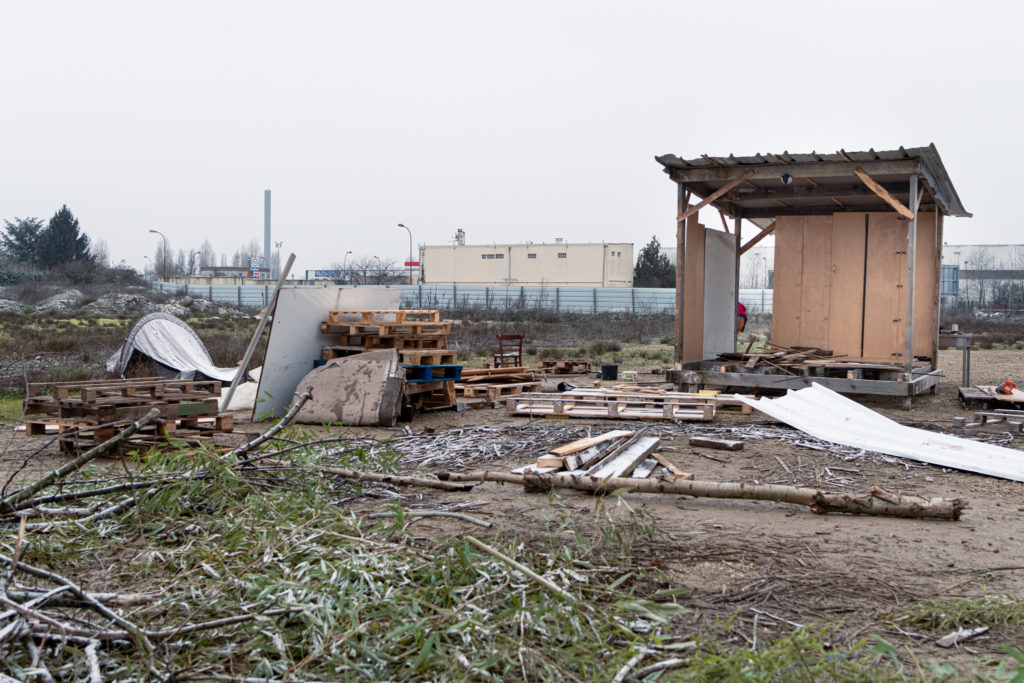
left=998, top=380, right=1016, bottom=395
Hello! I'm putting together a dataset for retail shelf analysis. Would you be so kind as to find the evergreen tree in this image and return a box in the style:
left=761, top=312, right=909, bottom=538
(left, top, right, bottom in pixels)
left=0, top=217, right=44, bottom=264
left=632, top=235, right=675, bottom=287
left=35, top=205, right=93, bottom=268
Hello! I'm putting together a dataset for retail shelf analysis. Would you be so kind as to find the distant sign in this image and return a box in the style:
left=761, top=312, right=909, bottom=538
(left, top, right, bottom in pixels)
left=309, top=270, right=343, bottom=279
left=404, top=261, right=420, bottom=267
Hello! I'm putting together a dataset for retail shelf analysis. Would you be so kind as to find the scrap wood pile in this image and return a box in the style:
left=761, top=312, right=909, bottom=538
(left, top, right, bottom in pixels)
left=321, top=309, right=460, bottom=411
left=714, top=344, right=926, bottom=379
left=455, top=365, right=542, bottom=405
left=512, top=428, right=693, bottom=481
left=508, top=385, right=751, bottom=421
left=23, top=378, right=234, bottom=454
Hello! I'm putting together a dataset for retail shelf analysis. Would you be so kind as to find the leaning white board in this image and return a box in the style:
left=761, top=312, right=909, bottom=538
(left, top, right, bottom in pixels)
left=703, top=229, right=736, bottom=359
left=254, top=287, right=401, bottom=418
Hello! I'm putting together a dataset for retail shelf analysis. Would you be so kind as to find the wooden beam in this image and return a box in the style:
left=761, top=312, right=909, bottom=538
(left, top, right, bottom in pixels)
left=739, top=221, right=776, bottom=255
left=666, top=158, right=920, bottom=184
left=719, top=209, right=730, bottom=233
left=853, top=167, right=915, bottom=219
left=736, top=203, right=938, bottom=219
left=722, top=182, right=909, bottom=204
left=677, top=170, right=754, bottom=223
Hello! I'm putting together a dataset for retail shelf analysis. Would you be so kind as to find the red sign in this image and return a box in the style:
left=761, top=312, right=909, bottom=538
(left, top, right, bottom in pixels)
left=404, top=261, right=420, bottom=267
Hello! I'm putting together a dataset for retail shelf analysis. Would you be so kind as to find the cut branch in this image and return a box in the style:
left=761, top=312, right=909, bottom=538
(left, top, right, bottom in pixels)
left=229, top=391, right=312, bottom=462
left=436, top=471, right=965, bottom=520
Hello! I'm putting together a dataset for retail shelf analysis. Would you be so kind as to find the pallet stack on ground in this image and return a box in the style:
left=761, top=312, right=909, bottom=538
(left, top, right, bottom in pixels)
left=321, top=309, right=460, bottom=411
left=538, top=359, right=591, bottom=375
left=506, top=386, right=752, bottom=421
left=24, top=378, right=234, bottom=453
left=512, top=429, right=693, bottom=480
left=455, top=366, right=542, bottom=404
left=578, top=385, right=753, bottom=414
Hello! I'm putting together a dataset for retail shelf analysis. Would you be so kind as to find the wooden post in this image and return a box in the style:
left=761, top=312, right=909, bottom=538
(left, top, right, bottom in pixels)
left=674, top=185, right=687, bottom=369
left=734, top=216, right=742, bottom=352
left=904, top=174, right=918, bottom=379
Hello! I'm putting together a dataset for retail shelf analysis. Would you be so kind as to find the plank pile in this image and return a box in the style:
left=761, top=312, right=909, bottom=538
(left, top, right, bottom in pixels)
left=321, top=309, right=459, bottom=411
left=455, top=366, right=542, bottom=404
left=24, top=378, right=234, bottom=453
left=512, top=429, right=693, bottom=480
left=539, top=359, right=591, bottom=375
left=714, top=344, right=926, bottom=380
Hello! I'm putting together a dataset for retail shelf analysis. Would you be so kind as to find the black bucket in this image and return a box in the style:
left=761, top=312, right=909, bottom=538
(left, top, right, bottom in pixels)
left=601, top=364, right=618, bottom=381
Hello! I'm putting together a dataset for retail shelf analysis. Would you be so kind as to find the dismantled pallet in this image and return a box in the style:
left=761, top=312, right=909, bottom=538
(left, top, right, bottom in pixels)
left=29, top=413, right=235, bottom=454
left=953, top=409, right=1024, bottom=434
left=513, top=430, right=692, bottom=481
left=568, top=387, right=752, bottom=414
left=539, top=359, right=591, bottom=374
left=456, top=381, right=541, bottom=401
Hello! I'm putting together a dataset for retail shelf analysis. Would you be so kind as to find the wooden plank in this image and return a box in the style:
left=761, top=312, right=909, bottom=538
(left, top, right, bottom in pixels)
left=676, top=170, right=755, bottom=222
left=683, top=220, right=706, bottom=363
left=688, top=437, right=743, bottom=451
left=548, top=430, right=635, bottom=456
left=588, top=437, right=661, bottom=479
left=853, top=168, right=915, bottom=219
left=632, top=458, right=658, bottom=479
left=739, top=220, right=776, bottom=255
left=913, top=211, right=939, bottom=359
left=827, top=213, right=867, bottom=359
left=650, top=452, right=694, bottom=479
left=770, top=216, right=804, bottom=348
left=862, top=213, right=907, bottom=360
left=798, top=216, right=832, bottom=349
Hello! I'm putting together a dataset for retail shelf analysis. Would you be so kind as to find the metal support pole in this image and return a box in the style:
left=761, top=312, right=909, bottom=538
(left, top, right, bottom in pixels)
left=674, top=185, right=687, bottom=369
left=734, top=216, right=742, bottom=351
left=904, top=174, right=919, bottom=378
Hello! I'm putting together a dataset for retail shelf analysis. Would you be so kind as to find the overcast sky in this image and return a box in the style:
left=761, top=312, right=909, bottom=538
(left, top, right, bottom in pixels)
left=2, top=1, right=1020, bottom=275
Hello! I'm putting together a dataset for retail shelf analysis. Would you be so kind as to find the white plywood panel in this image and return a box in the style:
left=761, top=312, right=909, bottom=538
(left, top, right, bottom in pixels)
left=254, top=287, right=402, bottom=418
left=703, top=229, right=737, bottom=359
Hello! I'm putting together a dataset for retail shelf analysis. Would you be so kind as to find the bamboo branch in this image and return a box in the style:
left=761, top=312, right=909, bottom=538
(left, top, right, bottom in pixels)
left=0, top=409, right=161, bottom=514
left=465, top=535, right=575, bottom=601
left=437, top=471, right=966, bottom=520
left=228, top=391, right=312, bottom=462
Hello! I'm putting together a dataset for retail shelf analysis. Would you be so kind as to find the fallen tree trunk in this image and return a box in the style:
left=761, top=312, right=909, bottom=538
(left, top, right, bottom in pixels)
left=318, top=466, right=474, bottom=492
left=436, top=471, right=966, bottom=520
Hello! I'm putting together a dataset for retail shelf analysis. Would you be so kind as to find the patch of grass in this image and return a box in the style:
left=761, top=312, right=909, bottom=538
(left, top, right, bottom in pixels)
left=0, top=393, right=22, bottom=422
left=893, top=594, right=1024, bottom=631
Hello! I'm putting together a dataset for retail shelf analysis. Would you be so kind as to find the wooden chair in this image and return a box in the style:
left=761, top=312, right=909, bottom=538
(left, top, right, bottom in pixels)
left=493, top=334, right=524, bottom=368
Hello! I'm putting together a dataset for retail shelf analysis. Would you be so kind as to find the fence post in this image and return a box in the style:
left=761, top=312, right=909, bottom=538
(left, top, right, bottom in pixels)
left=593, top=288, right=597, bottom=313
left=237, top=286, right=242, bottom=307
left=265, top=285, right=269, bottom=306
left=555, top=287, right=560, bottom=313
left=453, top=284, right=457, bottom=308
left=418, top=286, right=422, bottom=308
left=520, top=286, right=525, bottom=308
left=631, top=288, right=636, bottom=314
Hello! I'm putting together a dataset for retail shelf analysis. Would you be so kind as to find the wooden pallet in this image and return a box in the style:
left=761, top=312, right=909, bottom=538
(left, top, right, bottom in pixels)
left=565, top=388, right=752, bottom=414
left=325, top=333, right=449, bottom=351
left=507, top=393, right=715, bottom=421
left=324, top=322, right=452, bottom=336
left=953, top=409, right=1024, bottom=434
left=398, top=350, right=458, bottom=365
left=539, top=359, right=591, bottom=374
left=456, top=381, right=542, bottom=401
left=403, top=364, right=462, bottom=383
left=328, top=309, right=440, bottom=325
left=28, top=413, right=235, bottom=454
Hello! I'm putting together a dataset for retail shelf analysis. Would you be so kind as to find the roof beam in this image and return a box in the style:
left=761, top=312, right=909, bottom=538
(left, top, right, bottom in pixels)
left=665, top=158, right=920, bottom=184
left=722, top=182, right=909, bottom=204
left=736, top=203, right=938, bottom=219
left=853, top=167, right=915, bottom=219
left=677, top=170, right=754, bottom=223
left=739, top=221, right=776, bottom=256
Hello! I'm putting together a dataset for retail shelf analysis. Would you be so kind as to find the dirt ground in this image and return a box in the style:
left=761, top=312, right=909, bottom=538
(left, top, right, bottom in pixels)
left=4, top=348, right=1024, bottom=669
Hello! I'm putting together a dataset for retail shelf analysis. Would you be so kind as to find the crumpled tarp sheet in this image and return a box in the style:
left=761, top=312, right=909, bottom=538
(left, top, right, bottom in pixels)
left=106, top=314, right=238, bottom=383
left=737, top=383, right=1024, bottom=482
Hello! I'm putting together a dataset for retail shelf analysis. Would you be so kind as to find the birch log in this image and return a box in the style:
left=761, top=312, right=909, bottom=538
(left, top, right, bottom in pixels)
left=436, top=471, right=966, bottom=520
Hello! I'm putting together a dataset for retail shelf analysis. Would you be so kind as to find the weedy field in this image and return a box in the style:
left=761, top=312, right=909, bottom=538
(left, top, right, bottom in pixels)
left=1, top=308, right=1023, bottom=680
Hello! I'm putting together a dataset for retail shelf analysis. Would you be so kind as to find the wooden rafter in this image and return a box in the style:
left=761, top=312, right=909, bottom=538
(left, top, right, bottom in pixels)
left=739, top=221, right=777, bottom=255
left=853, top=167, right=915, bottom=219
left=677, top=170, right=755, bottom=223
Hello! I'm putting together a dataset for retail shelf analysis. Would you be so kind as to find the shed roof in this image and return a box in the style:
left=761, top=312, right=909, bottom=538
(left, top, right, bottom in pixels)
left=656, top=143, right=970, bottom=219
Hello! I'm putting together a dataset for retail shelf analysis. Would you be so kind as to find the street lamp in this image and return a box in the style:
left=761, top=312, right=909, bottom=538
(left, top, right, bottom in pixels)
left=148, top=229, right=167, bottom=280
left=398, top=223, right=413, bottom=285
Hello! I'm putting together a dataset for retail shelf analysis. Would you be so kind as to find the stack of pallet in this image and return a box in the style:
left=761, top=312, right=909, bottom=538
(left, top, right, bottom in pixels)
left=507, top=386, right=751, bottom=421
left=714, top=344, right=926, bottom=381
left=320, top=309, right=460, bottom=411
left=539, top=359, right=591, bottom=375
left=512, top=429, right=692, bottom=479
left=455, top=366, right=542, bottom=405
left=24, top=378, right=234, bottom=454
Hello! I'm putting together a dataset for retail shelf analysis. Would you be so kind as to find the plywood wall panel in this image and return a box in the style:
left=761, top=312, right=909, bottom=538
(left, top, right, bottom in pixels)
left=828, top=213, right=867, bottom=358
left=862, top=214, right=907, bottom=361
left=682, top=220, right=706, bottom=363
left=797, top=216, right=833, bottom=348
left=912, top=211, right=939, bottom=359
left=703, top=229, right=737, bottom=359
left=770, top=217, right=804, bottom=348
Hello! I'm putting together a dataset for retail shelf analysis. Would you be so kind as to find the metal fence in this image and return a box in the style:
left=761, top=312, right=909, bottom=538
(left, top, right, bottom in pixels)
left=152, top=282, right=774, bottom=314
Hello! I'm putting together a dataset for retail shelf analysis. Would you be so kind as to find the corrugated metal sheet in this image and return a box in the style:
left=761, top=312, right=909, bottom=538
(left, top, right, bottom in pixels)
left=738, top=384, right=1024, bottom=482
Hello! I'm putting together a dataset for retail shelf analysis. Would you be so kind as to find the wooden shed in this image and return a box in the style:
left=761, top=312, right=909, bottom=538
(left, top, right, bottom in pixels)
left=656, top=145, right=970, bottom=406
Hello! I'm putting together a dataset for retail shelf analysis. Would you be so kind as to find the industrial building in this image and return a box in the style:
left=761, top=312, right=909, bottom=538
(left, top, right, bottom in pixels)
left=418, top=230, right=633, bottom=287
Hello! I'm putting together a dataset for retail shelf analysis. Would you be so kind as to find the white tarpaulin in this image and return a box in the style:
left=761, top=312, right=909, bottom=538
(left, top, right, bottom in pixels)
left=106, top=313, right=239, bottom=383
left=738, top=383, right=1024, bottom=482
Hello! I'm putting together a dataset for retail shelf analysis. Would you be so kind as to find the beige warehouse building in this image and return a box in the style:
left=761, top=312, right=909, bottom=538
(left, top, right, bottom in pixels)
left=420, top=231, right=633, bottom=287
